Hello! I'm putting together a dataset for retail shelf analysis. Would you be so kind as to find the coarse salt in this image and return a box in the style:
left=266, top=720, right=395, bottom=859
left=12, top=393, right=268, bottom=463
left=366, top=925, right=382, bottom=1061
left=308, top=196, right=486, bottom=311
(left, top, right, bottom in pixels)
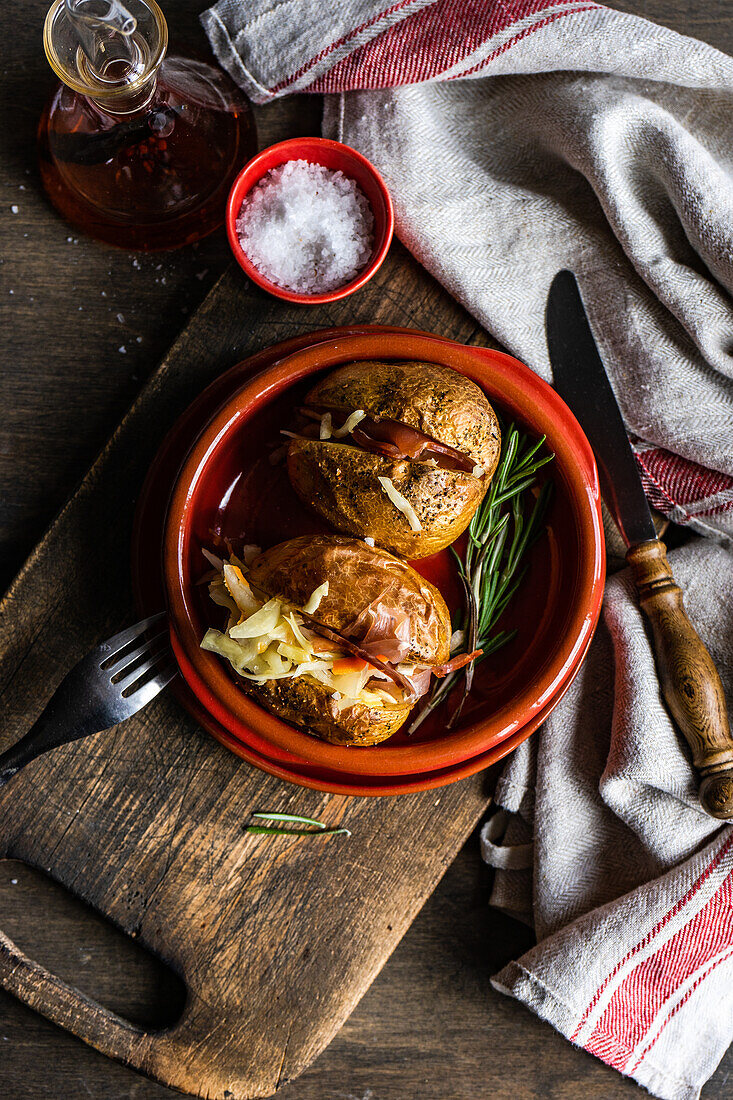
left=237, top=160, right=374, bottom=294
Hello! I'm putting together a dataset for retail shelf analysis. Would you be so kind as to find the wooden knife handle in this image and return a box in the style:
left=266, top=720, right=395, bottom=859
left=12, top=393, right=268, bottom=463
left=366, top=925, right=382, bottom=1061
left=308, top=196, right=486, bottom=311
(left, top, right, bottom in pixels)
left=626, top=540, right=733, bottom=819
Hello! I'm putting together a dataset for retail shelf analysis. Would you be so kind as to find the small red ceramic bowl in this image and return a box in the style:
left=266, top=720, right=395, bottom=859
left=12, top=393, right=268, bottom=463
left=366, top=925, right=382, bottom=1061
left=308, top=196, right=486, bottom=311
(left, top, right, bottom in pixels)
left=163, top=330, right=605, bottom=777
left=225, top=137, right=394, bottom=305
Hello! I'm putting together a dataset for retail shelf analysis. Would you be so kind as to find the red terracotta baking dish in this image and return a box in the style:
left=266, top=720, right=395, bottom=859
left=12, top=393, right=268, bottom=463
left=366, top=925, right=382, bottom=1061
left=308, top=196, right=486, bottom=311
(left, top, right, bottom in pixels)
left=162, top=330, right=605, bottom=777
left=166, top=615, right=596, bottom=795
left=226, top=137, right=394, bottom=305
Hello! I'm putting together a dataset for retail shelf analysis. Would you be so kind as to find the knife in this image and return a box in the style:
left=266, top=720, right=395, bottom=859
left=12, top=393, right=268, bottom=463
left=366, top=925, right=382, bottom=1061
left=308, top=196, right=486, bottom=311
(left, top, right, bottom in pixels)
left=547, top=269, right=733, bottom=820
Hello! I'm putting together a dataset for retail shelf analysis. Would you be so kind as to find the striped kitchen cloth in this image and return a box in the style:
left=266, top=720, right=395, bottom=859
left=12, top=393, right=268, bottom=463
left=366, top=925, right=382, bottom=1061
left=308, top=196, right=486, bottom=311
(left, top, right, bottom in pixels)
left=202, top=0, right=733, bottom=544
left=201, top=4, right=733, bottom=1095
left=483, top=539, right=733, bottom=1099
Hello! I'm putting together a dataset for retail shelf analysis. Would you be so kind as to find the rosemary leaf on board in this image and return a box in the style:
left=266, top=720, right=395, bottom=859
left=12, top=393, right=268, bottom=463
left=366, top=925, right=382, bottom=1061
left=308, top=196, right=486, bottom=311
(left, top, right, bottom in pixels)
left=246, top=812, right=351, bottom=838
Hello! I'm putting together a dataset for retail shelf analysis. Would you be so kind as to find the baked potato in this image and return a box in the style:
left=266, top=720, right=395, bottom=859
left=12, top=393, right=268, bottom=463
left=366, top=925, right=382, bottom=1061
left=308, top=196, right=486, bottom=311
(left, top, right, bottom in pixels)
left=201, top=535, right=452, bottom=746
left=287, top=360, right=501, bottom=558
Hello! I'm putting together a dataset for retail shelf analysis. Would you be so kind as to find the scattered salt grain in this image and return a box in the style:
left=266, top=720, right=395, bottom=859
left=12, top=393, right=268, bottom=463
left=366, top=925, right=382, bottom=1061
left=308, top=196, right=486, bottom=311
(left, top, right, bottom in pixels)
left=119, top=345, right=126, bottom=353
left=237, top=159, right=374, bottom=294
left=116, top=313, right=125, bottom=323
left=10, top=205, right=18, bottom=214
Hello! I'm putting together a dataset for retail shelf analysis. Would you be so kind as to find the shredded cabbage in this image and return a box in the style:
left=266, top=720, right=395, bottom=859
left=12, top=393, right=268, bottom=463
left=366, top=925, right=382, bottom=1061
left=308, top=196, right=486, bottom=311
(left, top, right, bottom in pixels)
left=208, top=579, right=238, bottom=616
left=286, top=612, right=312, bottom=654
left=200, top=550, right=416, bottom=710
left=332, top=686, right=396, bottom=712
left=331, top=666, right=371, bottom=699
left=229, top=598, right=281, bottom=639
left=201, top=629, right=252, bottom=670
left=377, top=476, right=423, bottom=532
left=303, top=581, right=328, bottom=614
left=237, top=660, right=327, bottom=684
left=223, top=563, right=260, bottom=615
left=277, top=641, right=312, bottom=664
left=201, top=547, right=224, bottom=571
left=330, top=409, right=366, bottom=438
left=318, top=408, right=366, bottom=441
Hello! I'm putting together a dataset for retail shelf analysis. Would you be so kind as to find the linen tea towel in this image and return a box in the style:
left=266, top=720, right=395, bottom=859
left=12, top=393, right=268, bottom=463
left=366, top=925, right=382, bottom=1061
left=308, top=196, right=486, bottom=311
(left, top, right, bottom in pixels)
left=484, top=538, right=733, bottom=1100
left=200, top=1, right=733, bottom=1094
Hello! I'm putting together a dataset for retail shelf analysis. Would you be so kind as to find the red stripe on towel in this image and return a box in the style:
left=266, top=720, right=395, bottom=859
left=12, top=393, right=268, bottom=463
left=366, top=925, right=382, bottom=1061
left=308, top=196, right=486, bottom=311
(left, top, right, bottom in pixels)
left=570, top=831, right=733, bottom=1043
left=445, top=4, right=597, bottom=79
left=270, top=0, right=424, bottom=94
left=635, top=447, right=733, bottom=520
left=308, top=0, right=569, bottom=91
left=628, top=946, right=733, bottom=1074
left=584, top=869, right=733, bottom=1069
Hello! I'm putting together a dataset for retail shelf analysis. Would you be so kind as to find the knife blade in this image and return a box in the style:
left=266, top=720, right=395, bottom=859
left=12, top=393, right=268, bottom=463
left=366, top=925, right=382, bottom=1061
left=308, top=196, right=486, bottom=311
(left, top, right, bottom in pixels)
left=546, top=269, right=655, bottom=547
left=546, top=269, right=733, bottom=820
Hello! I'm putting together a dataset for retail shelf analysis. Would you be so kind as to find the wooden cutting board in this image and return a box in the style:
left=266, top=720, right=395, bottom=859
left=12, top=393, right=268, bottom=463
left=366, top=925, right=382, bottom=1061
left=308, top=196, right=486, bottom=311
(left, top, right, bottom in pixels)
left=0, top=244, right=502, bottom=1100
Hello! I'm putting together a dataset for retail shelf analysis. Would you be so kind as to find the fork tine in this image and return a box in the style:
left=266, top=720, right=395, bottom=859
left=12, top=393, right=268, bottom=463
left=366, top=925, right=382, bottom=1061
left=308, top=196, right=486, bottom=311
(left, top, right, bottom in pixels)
left=98, top=612, right=167, bottom=664
left=107, top=629, right=169, bottom=677
left=123, top=660, right=178, bottom=708
left=115, top=647, right=171, bottom=693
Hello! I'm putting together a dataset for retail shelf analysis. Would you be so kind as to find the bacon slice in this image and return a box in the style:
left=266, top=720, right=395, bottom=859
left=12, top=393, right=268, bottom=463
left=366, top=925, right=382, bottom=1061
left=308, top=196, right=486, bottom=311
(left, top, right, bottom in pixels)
left=298, top=405, right=477, bottom=473
left=431, top=649, right=483, bottom=678
left=342, top=598, right=414, bottom=664
left=352, top=417, right=476, bottom=472
left=299, top=611, right=418, bottom=702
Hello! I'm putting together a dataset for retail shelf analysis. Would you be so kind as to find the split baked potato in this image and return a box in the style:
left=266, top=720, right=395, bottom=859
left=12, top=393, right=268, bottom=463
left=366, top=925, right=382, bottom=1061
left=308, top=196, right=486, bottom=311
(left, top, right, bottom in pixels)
left=202, top=535, right=451, bottom=746
left=287, top=360, right=501, bottom=558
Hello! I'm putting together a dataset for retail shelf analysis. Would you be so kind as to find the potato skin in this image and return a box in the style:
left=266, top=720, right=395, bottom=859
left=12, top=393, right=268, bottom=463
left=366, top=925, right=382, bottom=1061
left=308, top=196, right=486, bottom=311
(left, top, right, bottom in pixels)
left=243, top=535, right=451, bottom=745
left=291, top=360, right=501, bottom=556
left=250, top=535, right=450, bottom=664
left=288, top=441, right=485, bottom=558
left=304, top=359, right=501, bottom=474
left=249, top=675, right=411, bottom=746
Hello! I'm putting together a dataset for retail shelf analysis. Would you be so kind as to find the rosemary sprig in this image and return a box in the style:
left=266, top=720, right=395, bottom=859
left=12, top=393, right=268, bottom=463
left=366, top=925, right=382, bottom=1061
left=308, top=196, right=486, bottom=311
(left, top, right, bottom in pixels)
left=408, top=424, right=554, bottom=734
left=245, top=812, right=351, bottom=838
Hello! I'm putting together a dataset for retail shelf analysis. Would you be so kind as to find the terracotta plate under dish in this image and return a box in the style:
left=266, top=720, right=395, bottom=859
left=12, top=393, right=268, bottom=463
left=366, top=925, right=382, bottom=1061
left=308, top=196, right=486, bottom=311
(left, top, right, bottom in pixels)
left=156, top=328, right=605, bottom=778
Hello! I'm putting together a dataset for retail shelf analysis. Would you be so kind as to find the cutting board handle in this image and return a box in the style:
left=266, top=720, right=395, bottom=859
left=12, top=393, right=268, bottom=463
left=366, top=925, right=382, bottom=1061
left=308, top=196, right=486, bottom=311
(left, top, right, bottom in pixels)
left=0, top=925, right=147, bottom=1066
left=626, top=539, right=733, bottom=820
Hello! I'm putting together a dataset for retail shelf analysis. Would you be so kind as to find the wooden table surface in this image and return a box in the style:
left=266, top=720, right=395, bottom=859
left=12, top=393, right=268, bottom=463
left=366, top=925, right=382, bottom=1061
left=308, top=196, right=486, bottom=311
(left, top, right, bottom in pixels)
left=1, top=1, right=731, bottom=1097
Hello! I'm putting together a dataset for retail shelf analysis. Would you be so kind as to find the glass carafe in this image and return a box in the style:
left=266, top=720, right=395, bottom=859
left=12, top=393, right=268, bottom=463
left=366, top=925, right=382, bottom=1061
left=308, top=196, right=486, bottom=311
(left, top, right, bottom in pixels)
left=39, top=0, right=257, bottom=250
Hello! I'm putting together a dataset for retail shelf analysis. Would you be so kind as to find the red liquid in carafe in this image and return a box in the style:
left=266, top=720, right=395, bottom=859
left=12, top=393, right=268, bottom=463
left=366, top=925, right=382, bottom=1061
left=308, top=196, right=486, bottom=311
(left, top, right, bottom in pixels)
left=38, top=57, right=257, bottom=250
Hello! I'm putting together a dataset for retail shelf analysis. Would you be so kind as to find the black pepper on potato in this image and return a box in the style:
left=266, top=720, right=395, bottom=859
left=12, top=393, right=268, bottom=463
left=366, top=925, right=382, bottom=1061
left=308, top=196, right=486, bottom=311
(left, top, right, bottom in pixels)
left=285, top=360, right=501, bottom=558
